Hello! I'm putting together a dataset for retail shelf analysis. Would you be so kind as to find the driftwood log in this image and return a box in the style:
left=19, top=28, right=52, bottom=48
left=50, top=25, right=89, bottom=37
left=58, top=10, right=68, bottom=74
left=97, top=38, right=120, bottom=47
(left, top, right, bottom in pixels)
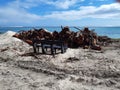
left=13, top=26, right=111, bottom=50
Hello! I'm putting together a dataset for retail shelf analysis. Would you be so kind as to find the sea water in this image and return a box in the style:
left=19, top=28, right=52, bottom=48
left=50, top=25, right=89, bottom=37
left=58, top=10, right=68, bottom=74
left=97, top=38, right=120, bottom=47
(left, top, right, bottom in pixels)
left=0, top=26, right=120, bottom=38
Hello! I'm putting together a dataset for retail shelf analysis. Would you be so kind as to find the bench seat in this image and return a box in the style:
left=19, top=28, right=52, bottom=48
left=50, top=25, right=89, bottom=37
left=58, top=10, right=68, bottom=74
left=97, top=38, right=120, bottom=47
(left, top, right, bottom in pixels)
left=33, top=40, right=68, bottom=55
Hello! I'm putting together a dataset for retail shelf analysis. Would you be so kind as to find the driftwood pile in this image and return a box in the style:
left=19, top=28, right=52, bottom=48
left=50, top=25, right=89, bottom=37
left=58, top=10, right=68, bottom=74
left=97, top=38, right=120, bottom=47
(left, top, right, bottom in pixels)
left=13, top=26, right=112, bottom=50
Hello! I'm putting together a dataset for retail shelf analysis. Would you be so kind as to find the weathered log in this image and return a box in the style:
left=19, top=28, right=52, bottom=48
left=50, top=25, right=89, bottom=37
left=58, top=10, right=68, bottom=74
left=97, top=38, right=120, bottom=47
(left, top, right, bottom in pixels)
left=13, top=26, right=103, bottom=51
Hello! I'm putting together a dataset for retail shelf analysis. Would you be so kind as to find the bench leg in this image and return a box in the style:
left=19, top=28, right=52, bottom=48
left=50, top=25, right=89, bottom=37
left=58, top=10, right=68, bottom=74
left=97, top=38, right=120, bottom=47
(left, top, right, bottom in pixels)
left=37, top=47, right=39, bottom=53
left=41, top=44, right=46, bottom=54
left=33, top=43, right=37, bottom=53
left=45, top=47, right=48, bottom=51
left=61, top=49, right=64, bottom=53
left=42, top=47, right=46, bottom=54
left=55, top=49, right=57, bottom=54
left=50, top=44, right=55, bottom=55
left=61, top=46, right=64, bottom=53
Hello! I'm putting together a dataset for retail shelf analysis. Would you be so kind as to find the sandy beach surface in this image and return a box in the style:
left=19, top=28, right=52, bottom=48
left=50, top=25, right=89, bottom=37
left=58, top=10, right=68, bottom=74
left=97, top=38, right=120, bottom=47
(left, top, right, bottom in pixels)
left=0, top=31, right=120, bottom=90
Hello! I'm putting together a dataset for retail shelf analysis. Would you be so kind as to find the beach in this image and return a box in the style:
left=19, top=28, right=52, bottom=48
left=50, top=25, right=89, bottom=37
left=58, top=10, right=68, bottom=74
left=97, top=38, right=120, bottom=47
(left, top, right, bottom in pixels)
left=0, top=31, right=120, bottom=90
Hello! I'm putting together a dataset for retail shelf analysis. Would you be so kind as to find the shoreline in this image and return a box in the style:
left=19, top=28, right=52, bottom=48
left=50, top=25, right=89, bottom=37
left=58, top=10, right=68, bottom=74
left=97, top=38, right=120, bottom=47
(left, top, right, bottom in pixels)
left=0, top=26, right=120, bottom=38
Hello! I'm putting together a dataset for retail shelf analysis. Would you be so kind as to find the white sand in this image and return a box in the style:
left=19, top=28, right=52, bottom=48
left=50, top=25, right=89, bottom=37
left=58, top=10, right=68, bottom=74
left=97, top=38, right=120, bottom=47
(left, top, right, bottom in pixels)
left=0, top=31, right=120, bottom=90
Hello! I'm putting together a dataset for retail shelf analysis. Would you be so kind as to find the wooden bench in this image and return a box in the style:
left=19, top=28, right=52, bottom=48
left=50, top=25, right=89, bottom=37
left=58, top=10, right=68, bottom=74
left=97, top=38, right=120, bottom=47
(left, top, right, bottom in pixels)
left=33, top=40, right=68, bottom=55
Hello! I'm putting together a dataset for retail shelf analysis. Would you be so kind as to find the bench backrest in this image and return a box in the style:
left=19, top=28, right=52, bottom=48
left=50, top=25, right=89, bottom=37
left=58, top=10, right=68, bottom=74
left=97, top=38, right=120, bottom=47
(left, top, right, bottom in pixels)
left=34, top=40, right=64, bottom=46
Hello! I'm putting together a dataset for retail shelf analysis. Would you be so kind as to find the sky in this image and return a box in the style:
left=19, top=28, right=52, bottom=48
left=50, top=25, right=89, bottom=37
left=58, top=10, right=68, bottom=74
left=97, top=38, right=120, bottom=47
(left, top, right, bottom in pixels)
left=0, top=0, right=120, bottom=26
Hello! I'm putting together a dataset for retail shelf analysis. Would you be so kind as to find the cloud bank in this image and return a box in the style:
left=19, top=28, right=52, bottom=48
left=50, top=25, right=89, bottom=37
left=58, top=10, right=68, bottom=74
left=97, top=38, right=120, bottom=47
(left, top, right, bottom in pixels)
left=0, top=0, right=120, bottom=26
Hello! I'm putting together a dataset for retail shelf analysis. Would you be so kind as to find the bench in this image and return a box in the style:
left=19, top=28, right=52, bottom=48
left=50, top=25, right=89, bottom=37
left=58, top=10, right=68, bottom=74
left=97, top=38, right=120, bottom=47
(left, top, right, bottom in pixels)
left=33, top=40, right=68, bottom=55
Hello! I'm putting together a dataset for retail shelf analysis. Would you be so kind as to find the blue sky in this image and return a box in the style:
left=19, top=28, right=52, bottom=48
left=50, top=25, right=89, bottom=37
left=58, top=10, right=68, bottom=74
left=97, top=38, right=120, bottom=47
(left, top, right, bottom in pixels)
left=0, top=0, right=120, bottom=26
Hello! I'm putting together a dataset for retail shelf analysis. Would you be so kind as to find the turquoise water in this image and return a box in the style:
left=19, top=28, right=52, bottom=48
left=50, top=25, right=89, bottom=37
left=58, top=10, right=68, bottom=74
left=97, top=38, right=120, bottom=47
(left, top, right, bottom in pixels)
left=0, top=26, right=120, bottom=38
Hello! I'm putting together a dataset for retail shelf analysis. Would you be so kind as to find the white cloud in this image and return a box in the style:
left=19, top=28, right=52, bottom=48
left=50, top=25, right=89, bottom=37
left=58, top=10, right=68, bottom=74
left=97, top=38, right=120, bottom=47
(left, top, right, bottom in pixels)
left=0, top=1, right=42, bottom=24
left=7, top=0, right=39, bottom=9
left=0, top=0, right=84, bottom=25
left=1, top=0, right=83, bottom=11
left=0, top=0, right=120, bottom=26
left=45, top=0, right=78, bottom=9
left=0, top=8, right=41, bottom=23
left=14, top=0, right=84, bottom=9
left=48, top=0, right=85, bottom=9
left=43, top=3, right=120, bottom=20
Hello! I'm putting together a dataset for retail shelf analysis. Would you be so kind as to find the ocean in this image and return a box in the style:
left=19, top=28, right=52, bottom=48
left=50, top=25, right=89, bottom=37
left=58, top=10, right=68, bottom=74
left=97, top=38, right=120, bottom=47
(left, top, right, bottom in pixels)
left=0, top=26, right=120, bottom=38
